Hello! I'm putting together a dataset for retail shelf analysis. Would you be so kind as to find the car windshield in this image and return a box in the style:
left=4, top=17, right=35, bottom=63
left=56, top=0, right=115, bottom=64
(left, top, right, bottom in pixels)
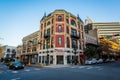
left=13, top=62, right=22, bottom=66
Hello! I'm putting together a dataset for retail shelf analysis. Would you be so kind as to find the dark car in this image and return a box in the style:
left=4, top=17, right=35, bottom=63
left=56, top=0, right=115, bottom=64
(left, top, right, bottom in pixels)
left=9, top=61, right=24, bottom=70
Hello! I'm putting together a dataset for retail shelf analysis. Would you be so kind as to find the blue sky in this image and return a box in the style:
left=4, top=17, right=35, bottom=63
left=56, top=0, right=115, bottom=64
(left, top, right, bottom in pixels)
left=0, top=0, right=120, bottom=46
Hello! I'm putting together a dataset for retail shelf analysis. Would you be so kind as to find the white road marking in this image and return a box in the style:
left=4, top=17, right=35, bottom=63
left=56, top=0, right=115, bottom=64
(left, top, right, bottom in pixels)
left=24, top=69, right=30, bottom=72
left=11, top=78, right=21, bottom=80
left=78, top=66, right=86, bottom=69
left=34, top=68, right=40, bottom=70
left=12, top=71, right=18, bottom=73
left=86, top=66, right=93, bottom=69
left=71, top=67, right=76, bottom=68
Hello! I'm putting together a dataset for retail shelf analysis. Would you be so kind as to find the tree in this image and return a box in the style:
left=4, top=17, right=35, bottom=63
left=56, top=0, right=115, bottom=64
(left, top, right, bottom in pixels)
left=99, top=37, right=120, bottom=55
left=84, top=44, right=97, bottom=59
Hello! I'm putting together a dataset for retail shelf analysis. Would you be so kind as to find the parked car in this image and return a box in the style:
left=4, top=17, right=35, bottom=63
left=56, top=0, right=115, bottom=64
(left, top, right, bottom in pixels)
left=9, top=61, right=24, bottom=70
left=110, top=58, right=115, bottom=62
left=85, top=58, right=97, bottom=65
left=97, top=58, right=103, bottom=63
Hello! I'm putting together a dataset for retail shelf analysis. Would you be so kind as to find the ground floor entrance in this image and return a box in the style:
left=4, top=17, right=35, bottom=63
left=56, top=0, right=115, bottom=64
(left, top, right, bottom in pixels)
left=56, top=55, right=63, bottom=64
left=21, top=54, right=38, bottom=65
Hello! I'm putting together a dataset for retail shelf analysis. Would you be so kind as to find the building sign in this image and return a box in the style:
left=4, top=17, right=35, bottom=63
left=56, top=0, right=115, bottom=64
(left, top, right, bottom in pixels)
left=54, top=49, right=64, bottom=52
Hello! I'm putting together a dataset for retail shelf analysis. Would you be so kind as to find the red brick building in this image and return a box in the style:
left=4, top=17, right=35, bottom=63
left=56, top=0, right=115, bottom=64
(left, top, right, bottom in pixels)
left=38, top=10, right=85, bottom=65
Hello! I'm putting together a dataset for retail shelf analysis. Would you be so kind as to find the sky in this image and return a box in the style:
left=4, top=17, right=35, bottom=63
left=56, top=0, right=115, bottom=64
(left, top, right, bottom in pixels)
left=0, top=0, right=120, bottom=46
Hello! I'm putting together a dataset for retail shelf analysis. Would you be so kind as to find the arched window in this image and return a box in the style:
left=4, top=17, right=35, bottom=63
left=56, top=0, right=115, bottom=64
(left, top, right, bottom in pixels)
left=71, top=20, right=76, bottom=27
left=52, top=18, right=54, bottom=24
left=58, top=16, right=62, bottom=21
left=41, top=24, right=43, bottom=29
left=71, top=29, right=77, bottom=36
left=51, top=37, right=54, bottom=48
left=47, top=21, right=51, bottom=26
left=67, top=37, right=70, bottom=48
left=66, top=26, right=69, bottom=34
left=72, top=39, right=77, bottom=48
left=51, top=26, right=53, bottom=34
left=44, top=23, right=46, bottom=27
left=66, top=19, right=69, bottom=23
left=58, top=25, right=62, bottom=32
left=58, top=37, right=62, bottom=45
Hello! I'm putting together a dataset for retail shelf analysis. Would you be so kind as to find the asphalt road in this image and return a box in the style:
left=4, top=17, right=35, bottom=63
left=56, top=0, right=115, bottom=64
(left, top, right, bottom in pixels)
left=0, top=62, right=120, bottom=80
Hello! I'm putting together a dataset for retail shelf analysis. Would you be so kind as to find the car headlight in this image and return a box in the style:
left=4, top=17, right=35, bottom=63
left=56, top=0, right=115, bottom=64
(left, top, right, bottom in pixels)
left=15, top=66, right=18, bottom=68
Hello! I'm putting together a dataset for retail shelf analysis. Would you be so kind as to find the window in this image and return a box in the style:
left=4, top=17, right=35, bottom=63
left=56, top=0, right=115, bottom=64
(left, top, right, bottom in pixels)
left=72, top=39, right=77, bottom=48
left=51, top=37, right=54, bottom=48
left=44, top=23, right=46, bottom=27
left=47, top=29, right=50, bottom=35
left=71, top=20, right=76, bottom=27
left=58, top=25, right=62, bottom=32
left=7, top=49, right=10, bottom=53
left=47, top=21, right=50, bottom=26
left=58, top=37, right=62, bottom=45
left=41, top=33, right=42, bottom=38
left=71, top=29, right=77, bottom=36
left=58, top=16, right=62, bottom=21
left=43, top=40, right=45, bottom=49
left=66, top=19, right=69, bottom=24
left=51, top=26, right=53, bottom=34
left=66, top=26, right=69, bottom=34
left=52, top=18, right=54, bottom=24
left=41, top=24, right=43, bottom=29
left=46, top=40, right=50, bottom=48
left=12, top=49, right=16, bottom=53
left=32, top=47, right=36, bottom=51
left=67, top=37, right=70, bottom=48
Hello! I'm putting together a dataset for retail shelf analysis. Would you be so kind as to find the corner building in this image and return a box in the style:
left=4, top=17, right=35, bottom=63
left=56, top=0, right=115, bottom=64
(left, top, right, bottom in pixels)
left=39, top=10, right=85, bottom=65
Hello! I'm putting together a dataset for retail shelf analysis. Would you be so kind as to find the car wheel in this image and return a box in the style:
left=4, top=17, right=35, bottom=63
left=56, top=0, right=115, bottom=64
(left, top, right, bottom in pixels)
left=13, top=67, right=16, bottom=70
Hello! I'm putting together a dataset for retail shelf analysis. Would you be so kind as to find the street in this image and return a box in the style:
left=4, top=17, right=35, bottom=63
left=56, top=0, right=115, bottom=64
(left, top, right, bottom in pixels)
left=0, top=62, right=120, bottom=80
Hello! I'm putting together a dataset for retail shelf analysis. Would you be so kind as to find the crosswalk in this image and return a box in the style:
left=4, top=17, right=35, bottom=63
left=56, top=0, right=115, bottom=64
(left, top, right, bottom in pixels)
left=0, top=67, right=41, bottom=74
left=51, top=66, right=104, bottom=71
left=0, top=66, right=103, bottom=74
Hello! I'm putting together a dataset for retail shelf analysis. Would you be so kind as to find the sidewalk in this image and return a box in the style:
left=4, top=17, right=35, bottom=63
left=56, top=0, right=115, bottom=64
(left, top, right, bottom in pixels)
left=27, top=63, right=81, bottom=68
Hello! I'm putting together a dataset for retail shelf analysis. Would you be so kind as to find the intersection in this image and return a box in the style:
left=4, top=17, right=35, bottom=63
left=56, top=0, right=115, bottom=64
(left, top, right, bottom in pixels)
left=0, top=62, right=120, bottom=80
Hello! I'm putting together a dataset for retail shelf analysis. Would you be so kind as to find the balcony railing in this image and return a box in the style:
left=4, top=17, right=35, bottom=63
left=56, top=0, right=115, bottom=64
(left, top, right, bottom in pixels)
left=71, top=34, right=80, bottom=39
left=44, top=34, right=50, bottom=38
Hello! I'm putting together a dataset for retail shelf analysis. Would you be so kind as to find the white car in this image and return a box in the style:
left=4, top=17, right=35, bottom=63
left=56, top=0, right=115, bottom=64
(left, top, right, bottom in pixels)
left=110, top=58, right=115, bottom=62
left=85, top=58, right=97, bottom=64
left=97, top=59, right=103, bottom=63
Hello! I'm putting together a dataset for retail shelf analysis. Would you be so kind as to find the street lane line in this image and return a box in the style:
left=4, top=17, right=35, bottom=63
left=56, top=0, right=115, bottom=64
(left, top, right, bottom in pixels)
left=24, top=69, right=30, bottom=72
left=11, top=78, right=21, bottom=80
left=71, top=67, right=76, bottom=68
left=11, top=71, right=18, bottom=73
left=34, top=68, right=40, bottom=70
left=86, top=66, right=93, bottom=69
